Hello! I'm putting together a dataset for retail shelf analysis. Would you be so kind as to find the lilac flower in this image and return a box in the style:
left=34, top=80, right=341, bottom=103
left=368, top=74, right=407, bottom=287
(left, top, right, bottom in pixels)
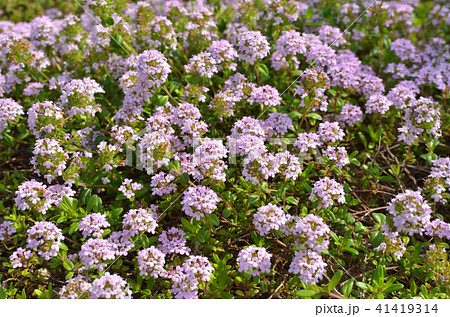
left=167, top=255, right=213, bottom=299
left=59, top=275, right=92, bottom=299
left=276, top=151, right=302, bottom=180
left=323, top=146, right=350, bottom=169
left=59, top=78, right=104, bottom=117
left=26, top=221, right=64, bottom=260
left=118, top=178, right=143, bottom=199
left=398, top=97, right=441, bottom=145
left=207, top=40, right=238, bottom=71
left=294, top=67, right=330, bottom=96
left=242, top=152, right=280, bottom=184
left=30, top=138, right=68, bottom=183
left=27, top=100, right=64, bottom=138
left=15, top=180, right=50, bottom=214
left=185, top=52, right=218, bottom=78
left=253, top=203, right=287, bottom=236
left=181, top=186, right=220, bottom=221
left=386, top=190, right=432, bottom=235
left=318, top=25, right=346, bottom=47
left=424, top=219, right=450, bottom=239
left=386, top=80, right=419, bottom=109
left=0, top=220, right=16, bottom=242
left=264, top=112, right=293, bottom=137
left=365, top=94, right=393, bottom=115
left=295, top=132, right=322, bottom=153
left=284, top=214, right=330, bottom=252
left=289, top=248, right=327, bottom=284
left=151, top=172, right=177, bottom=196
left=138, top=16, right=177, bottom=51
left=136, top=49, right=171, bottom=89
left=79, top=238, right=116, bottom=271
left=23, top=82, right=44, bottom=96
left=309, top=177, right=346, bottom=209
left=390, top=38, right=419, bottom=62
left=10, top=248, right=35, bottom=269
left=193, top=138, right=228, bottom=181
left=46, top=183, right=76, bottom=207
left=336, top=104, right=363, bottom=127
left=248, top=85, right=281, bottom=107
left=90, top=273, right=132, bottom=299
left=78, top=213, right=110, bottom=239
left=237, top=30, right=270, bottom=65
left=317, top=122, right=345, bottom=143
left=158, top=227, right=191, bottom=255
left=237, top=246, right=272, bottom=276
left=137, top=246, right=166, bottom=278
left=108, top=230, right=134, bottom=257
left=0, top=98, right=23, bottom=138
left=122, top=208, right=158, bottom=237
left=426, top=157, right=450, bottom=204
left=29, top=16, right=57, bottom=48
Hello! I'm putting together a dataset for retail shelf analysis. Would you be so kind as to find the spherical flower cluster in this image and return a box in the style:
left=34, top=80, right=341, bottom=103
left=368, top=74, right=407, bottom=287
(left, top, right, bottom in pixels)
left=294, top=67, right=330, bottom=96
left=0, top=98, right=23, bottom=138
left=253, top=203, right=287, bottom=236
left=14, top=180, right=50, bottom=214
left=285, top=214, right=330, bottom=252
left=386, top=190, right=432, bottom=235
left=158, top=227, right=191, bottom=255
left=136, top=49, right=171, bottom=89
left=336, top=104, right=363, bottom=127
left=26, top=221, right=64, bottom=260
left=138, top=16, right=178, bottom=51
left=137, top=246, right=166, bottom=278
left=295, top=132, right=322, bottom=153
left=288, top=248, right=327, bottom=284
left=122, top=208, right=158, bottom=237
left=424, top=219, right=450, bottom=239
left=79, top=238, right=116, bottom=271
left=181, top=186, right=220, bottom=221
left=27, top=101, right=64, bottom=139
left=185, top=52, right=218, bottom=78
left=276, top=151, right=302, bottom=180
left=59, top=78, right=104, bottom=117
left=237, top=30, right=270, bottom=65
left=425, top=157, right=450, bottom=204
left=317, top=122, right=345, bottom=143
left=193, top=138, right=228, bottom=181
left=168, top=255, right=214, bottom=299
left=30, top=138, right=68, bottom=183
left=207, top=40, right=238, bottom=71
left=90, top=273, right=132, bottom=299
left=78, top=213, right=110, bottom=239
left=0, top=220, right=16, bottom=242
left=365, top=94, right=393, bottom=115
left=318, top=25, right=346, bottom=47
left=118, top=178, right=143, bottom=199
left=10, top=247, right=35, bottom=269
left=264, top=112, right=293, bottom=137
left=237, top=246, right=272, bottom=276
left=150, top=172, right=177, bottom=196
left=386, top=81, right=418, bottom=109
left=59, top=275, right=92, bottom=299
left=248, top=85, right=281, bottom=107
left=242, top=152, right=280, bottom=184
left=323, top=146, right=350, bottom=169
left=309, top=177, right=346, bottom=209
left=398, top=97, right=441, bottom=145
left=108, top=230, right=134, bottom=257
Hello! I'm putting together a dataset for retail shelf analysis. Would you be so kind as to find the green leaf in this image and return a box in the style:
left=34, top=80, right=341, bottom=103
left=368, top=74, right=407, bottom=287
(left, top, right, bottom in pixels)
left=370, top=231, right=384, bottom=248
left=372, top=213, right=386, bottom=224
left=181, top=218, right=195, bottom=233
left=256, top=63, right=269, bottom=77
left=328, top=270, right=343, bottom=291
left=383, top=283, right=404, bottom=293
left=295, top=289, right=317, bottom=297
left=306, top=112, right=322, bottom=121
left=179, top=172, right=190, bottom=185
left=208, top=214, right=220, bottom=226
left=86, top=195, right=98, bottom=213
left=63, top=261, right=74, bottom=271
left=0, top=287, right=6, bottom=299
left=354, top=222, right=367, bottom=233
left=342, top=278, right=354, bottom=298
